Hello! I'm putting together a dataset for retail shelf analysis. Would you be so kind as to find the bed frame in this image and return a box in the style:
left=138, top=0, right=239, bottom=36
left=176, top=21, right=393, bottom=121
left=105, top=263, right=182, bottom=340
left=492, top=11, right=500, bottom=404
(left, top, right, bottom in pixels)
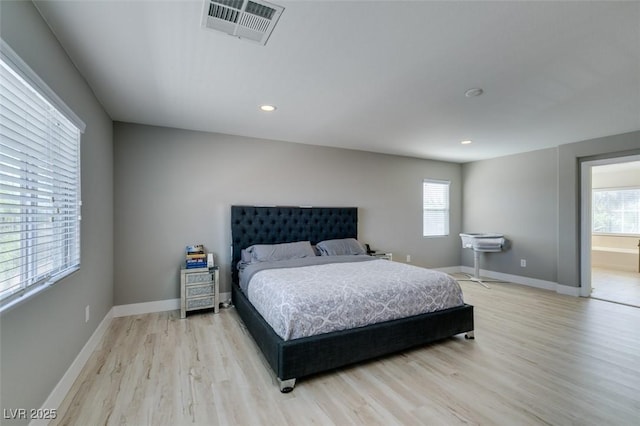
left=231, top=205, right=474, bottom=392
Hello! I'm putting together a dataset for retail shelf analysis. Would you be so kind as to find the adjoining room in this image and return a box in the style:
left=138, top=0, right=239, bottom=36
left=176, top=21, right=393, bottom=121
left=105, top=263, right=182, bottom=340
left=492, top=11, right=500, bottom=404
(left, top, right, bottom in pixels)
left=590, top=160, right=640, bottom=307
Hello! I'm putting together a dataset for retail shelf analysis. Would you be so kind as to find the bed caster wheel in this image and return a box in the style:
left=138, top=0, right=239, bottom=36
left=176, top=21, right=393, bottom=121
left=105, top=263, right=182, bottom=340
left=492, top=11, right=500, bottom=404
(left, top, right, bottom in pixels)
left=278, top=378, right=296, bottom=393
left=465, top=331, right=475, bottom=339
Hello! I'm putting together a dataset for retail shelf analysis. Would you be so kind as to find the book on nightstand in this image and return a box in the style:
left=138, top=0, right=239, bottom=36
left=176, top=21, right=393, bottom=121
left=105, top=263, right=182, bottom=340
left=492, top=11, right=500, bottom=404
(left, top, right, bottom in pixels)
left=185, top=244, right=207, bottom=269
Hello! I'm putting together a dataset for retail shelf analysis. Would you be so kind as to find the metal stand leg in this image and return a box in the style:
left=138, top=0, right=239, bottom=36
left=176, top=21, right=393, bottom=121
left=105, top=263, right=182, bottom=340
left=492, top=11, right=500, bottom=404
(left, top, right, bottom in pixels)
left=457, top=250, right=504, bottom=288
left=471, top=250, right=491, bottom=288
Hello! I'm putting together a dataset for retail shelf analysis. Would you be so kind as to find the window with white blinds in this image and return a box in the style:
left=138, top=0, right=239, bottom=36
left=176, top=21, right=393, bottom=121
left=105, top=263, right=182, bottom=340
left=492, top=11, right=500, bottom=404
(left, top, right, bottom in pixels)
left=592, top=187, right=640, bottom=235
left=423, top=179, right=450, bottom=237
left=1, top=41, right=83, bottom=311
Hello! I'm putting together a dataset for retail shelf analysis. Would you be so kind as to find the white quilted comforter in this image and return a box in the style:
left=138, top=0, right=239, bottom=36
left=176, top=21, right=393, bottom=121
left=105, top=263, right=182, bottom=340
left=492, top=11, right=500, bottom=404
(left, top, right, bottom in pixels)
left=246, top=259, right=464, bottom=340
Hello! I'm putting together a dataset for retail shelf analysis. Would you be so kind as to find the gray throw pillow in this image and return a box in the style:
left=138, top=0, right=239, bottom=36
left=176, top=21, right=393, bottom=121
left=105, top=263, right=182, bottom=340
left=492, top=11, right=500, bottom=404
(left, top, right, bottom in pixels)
left=248, top=241, right=316, bottom=262
left=316, top=238, right=366, bottom=256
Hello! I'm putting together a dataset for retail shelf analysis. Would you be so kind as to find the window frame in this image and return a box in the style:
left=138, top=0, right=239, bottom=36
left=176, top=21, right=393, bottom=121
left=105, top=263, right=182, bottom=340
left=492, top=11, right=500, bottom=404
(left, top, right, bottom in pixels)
left=422, top=178, right=450, bottom=238
left=1, top=39, right=85, bottom=313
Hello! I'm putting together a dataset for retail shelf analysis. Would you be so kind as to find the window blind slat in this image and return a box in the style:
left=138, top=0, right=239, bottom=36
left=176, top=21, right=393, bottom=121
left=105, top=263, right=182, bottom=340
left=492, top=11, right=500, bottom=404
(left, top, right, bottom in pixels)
left=0, top=129, right=78, bottom=168
left=0, top=74, right=51, bottom=121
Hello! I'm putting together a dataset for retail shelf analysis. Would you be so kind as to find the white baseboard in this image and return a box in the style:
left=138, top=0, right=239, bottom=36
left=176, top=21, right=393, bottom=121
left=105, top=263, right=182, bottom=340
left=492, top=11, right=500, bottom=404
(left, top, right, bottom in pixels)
left=112, top=298, right=180, bottom=317
left=433, top=266, right=462, bottom=274
left=30, top=307, right=114, bottom=426
left=556, top=284, right=581, bottom=297
left=219, top=291, right=232, bottom=304
left=458, top=266, right=581, bottom=296
left=112, top=292, right=233, bottom=318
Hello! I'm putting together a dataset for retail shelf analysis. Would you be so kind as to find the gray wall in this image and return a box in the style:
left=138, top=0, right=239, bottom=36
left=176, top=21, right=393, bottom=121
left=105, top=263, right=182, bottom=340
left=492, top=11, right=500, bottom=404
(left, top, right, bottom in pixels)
left=0, top=1, right=113, bottom=422
left=462, top=148, right=558, bottom=282
left=461, top=131, right=640, bottom=287
left=113, top=122, right=462, bottom=304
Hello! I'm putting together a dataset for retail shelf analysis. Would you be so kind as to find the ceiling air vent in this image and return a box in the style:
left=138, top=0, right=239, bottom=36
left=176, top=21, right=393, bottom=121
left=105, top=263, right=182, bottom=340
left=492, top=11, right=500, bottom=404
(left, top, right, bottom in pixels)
left=202, top=0, right=284, bottom=46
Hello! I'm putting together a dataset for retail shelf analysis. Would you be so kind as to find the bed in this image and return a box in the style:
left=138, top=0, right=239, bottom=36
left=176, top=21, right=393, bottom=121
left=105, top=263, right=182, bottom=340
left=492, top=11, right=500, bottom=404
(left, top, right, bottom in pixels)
left=231, top=205, right=474, bottom=392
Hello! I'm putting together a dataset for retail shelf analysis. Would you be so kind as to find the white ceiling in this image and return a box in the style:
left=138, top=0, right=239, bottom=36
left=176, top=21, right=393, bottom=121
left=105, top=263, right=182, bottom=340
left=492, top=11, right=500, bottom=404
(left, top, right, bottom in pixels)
left=33, top=0, right=640, bottom=163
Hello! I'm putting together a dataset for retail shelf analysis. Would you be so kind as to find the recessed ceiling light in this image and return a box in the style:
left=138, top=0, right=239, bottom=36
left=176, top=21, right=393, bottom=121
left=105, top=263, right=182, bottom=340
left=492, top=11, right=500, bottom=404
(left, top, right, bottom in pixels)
left=260, top=104, right=276, bottom=112
left=464, top=88, right=484, bottom=98
left=461, top=140, right=473, bottom=145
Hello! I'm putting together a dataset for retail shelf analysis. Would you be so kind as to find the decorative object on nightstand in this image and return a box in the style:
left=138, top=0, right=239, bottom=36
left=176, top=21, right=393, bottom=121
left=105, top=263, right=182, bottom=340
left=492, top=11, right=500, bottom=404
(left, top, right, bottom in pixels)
left=365, top=244, right=392, bottom=261
left=180, top=266, right=219, bottom=318
left=372, top=252, right=393, bottom=261
left=185, top=244, right=207, bottom=269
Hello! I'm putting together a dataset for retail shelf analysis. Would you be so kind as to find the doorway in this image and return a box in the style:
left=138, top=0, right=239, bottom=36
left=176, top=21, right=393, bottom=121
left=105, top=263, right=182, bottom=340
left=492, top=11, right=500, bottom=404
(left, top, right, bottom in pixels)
left=581, top=156, right=640, bottom=307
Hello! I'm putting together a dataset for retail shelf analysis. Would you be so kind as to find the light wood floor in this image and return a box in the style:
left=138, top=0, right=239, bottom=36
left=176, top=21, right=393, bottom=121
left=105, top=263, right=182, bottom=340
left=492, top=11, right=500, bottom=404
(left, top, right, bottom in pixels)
left=591, top=267, right=640, bottom=307
left=53, top=281, right=640, bottom=425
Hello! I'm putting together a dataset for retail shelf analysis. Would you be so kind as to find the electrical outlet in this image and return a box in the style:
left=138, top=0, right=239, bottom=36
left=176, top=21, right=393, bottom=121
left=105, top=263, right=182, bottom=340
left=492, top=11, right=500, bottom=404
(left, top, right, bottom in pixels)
left=85, top=305, right=90, bottom=323
left=406, top=254, right=411, bottom=263
left=520, top=259, right=527, bottom=267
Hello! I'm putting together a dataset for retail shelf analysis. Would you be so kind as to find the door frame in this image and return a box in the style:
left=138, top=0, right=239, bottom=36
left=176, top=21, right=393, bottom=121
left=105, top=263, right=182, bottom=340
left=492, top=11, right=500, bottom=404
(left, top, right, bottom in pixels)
left=580, top=154, right=640, bottom=297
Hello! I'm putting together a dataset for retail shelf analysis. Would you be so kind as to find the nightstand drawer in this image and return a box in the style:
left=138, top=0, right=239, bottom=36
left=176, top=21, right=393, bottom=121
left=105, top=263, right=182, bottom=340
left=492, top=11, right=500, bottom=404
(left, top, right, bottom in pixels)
left=185, top=272, right=213, bottom=285
left=186, top=283, right=214, bottom=298
left=180, top=266, right=219, bottom=318
left=186, top=295, right=215, bottom=310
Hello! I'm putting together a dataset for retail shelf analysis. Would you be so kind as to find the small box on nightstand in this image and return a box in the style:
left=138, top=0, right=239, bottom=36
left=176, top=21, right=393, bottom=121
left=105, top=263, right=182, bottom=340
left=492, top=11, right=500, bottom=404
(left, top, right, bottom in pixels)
left=371, top=252, right=393, bottom=261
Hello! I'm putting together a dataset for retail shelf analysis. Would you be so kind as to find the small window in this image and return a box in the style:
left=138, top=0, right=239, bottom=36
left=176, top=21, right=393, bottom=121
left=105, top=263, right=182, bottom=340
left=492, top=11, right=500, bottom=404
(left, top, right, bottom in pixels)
left=423, top=179, right=450, bottom=237
left=592, top=187, right=640, bottom=235
left=1, top=41, right=84, bottom=311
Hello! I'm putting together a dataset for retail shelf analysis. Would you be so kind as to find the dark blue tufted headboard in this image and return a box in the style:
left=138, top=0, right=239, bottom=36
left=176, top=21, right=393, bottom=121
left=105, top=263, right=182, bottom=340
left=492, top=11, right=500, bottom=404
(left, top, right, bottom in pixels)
left=231, top=206, right=358, bottom=284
